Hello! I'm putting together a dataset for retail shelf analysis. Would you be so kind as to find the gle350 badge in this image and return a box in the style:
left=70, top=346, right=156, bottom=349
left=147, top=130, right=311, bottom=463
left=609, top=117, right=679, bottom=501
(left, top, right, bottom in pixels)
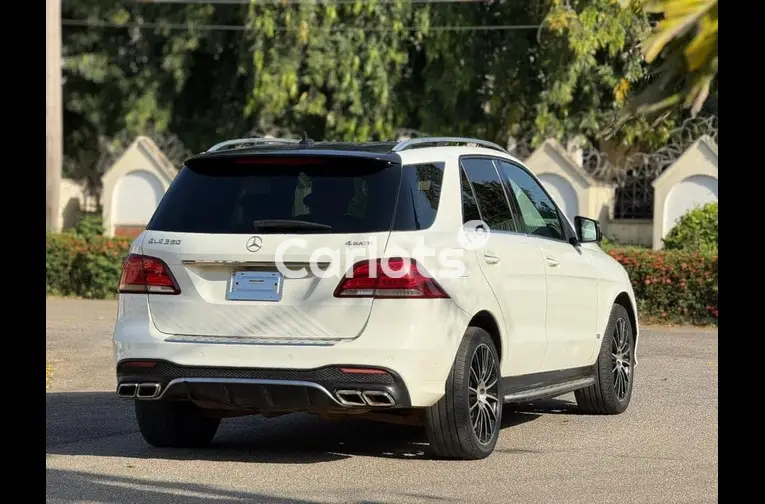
left=146, top=237, right=182, bottom=246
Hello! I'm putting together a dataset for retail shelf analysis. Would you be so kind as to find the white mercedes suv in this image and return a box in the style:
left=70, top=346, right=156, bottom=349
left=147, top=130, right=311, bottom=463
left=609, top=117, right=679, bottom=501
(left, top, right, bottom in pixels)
left=113, top=136, right=639, bottom=460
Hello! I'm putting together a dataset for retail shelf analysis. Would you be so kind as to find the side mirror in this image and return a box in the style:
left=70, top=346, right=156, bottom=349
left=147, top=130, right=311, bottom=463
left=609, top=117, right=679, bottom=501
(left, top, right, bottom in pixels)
left=574, top=216, right=602, bottom=244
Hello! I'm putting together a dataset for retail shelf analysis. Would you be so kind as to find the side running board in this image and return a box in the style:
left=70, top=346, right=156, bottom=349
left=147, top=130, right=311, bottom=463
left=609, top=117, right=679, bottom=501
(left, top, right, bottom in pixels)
left=503, top=377, right=595, bottom=403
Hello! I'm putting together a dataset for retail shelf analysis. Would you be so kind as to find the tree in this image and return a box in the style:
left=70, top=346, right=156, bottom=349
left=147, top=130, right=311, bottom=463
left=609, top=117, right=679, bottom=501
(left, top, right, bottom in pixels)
left=531, top=0, right=675, bottom=151
left=624, top=0, right=718, bottom=116
left=62, top=1, right=254, bottom=190
left=396, top=0, right=548, bottom=144
left=245, top=0, right=427, bottom=141
left=397, top=0, right=681, bottom=153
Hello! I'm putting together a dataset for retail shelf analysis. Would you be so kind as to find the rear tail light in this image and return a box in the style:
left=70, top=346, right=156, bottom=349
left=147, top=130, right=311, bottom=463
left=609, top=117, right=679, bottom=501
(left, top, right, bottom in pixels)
left=334, top=258, right=449, bottom=299
left=339, top=367, right=388, bottom=375
left=119, top=360, right=157, bottom=369
left=119, top=254, right=180, bottom=295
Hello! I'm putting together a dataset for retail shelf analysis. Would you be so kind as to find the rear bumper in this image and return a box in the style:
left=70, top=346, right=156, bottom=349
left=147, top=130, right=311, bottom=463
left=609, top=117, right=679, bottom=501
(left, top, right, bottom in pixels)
left=116, top=360, right=410, bottom=412
left=113, top=295, right=472, bottom=408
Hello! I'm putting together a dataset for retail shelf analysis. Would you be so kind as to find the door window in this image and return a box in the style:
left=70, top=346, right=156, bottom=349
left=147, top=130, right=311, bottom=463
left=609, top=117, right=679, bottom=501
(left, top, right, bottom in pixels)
left=460, top=166, right=482, bottom=224
left=461, top=158, right=517, bottom=232
left=496, top=161, right=566, bottom=241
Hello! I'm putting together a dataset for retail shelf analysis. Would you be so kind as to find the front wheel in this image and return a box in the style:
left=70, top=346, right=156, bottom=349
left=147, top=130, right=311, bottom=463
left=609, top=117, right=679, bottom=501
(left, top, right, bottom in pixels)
left=575, top=303, right=635, bottom=415
left=425, top=327, right=503, bottom=460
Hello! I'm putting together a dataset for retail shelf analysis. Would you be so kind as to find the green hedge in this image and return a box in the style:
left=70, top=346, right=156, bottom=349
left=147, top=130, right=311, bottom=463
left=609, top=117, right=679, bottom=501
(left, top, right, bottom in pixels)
left=663, top=202, right=718, bottom=254
left=608, top=248, right=718, bottom=324
left=45, top=233, right=718, bottom=324
left=46, top=233, right=131, bottom=299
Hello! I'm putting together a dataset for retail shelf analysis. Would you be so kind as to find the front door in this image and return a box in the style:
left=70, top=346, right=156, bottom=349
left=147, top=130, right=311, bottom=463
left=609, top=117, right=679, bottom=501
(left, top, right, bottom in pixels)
left=495, top=160, right=600, bottom=372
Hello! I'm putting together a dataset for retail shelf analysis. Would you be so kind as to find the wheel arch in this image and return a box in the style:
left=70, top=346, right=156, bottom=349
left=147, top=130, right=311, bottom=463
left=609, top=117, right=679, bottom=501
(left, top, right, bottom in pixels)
left=466, top=310, right=503, bottom=366
left=612, top=291, right=640, bottom=362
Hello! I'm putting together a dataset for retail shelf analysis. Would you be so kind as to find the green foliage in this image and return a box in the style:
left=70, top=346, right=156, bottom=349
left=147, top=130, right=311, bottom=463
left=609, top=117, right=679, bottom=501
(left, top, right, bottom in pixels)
left=599, top=236, right=616, bottom=251
left=533, top=0, right=667, bottom=149
left=609, top=248, right=717, bottom=324
left=245, top=0, right=424, bottom=140
left=400, top=0, right=679, bottom=152
left=46, top=233, right=131, bottom=299
left=71, top=213, right=105, bottom=241
left=63, top=1, right=254, bottom=186
left=627, top=0, right=718, bottom=117
left=662, top=202, right=718, bottom=253
left=62, top=0, right=717, bottom=188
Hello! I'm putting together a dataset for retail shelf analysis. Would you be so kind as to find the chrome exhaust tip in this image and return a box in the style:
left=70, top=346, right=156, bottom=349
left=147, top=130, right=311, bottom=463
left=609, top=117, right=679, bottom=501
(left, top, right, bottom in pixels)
left=362, top=390, right=395, bottom=407
left=136, top=383, right=161, bottom=399
left=117, top=383, right=138, bottom=398
left=335, top=389, right=366, bottom=407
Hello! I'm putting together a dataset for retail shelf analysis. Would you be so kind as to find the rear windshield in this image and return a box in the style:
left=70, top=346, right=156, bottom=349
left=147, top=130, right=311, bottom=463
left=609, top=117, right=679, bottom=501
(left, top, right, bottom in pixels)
left=147, top=157, right=445, bottom=234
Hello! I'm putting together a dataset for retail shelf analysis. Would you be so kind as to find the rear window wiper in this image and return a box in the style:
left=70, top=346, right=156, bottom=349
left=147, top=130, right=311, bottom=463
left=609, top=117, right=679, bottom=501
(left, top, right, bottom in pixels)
left=252, top=219, right=332, bottom=232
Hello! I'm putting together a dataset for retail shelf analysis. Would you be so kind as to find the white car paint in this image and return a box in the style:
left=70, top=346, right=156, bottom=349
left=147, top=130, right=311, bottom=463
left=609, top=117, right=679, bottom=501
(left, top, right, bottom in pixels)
left=113, top=144, right=639, bottom=408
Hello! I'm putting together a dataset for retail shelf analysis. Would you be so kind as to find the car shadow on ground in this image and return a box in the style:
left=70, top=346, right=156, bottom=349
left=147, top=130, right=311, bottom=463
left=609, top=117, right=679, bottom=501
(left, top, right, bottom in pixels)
left=46, top=469, right=459, bottom=504
left=46, top=392, right=581, bottom=464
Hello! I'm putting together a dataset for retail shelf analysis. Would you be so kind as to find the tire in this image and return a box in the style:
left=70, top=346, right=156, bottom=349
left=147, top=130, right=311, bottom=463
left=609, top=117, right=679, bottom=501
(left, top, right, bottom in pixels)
left=425, top=326, right=503, bottom=460
left=575, top=303, right=635, bottom=415
left=135, top=400, right=221, bottom=448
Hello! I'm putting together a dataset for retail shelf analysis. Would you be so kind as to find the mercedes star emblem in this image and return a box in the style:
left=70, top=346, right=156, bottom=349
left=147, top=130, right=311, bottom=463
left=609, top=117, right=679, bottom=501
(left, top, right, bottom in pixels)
left=246, top=236, right=263, bottom=252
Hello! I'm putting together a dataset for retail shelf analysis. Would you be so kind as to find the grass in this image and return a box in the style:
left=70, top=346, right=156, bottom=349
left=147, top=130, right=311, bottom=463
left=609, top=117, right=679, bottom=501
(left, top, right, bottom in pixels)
left=46, top=363, right=53, bottom=389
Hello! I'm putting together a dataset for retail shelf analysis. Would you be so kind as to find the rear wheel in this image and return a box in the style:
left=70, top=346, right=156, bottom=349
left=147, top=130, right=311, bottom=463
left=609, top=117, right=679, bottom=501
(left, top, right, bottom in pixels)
left=575, top=304, right=635, bottom=414
left=135, top=400, right=221, bottom=448
left=425, top=327, right=503, bottom=460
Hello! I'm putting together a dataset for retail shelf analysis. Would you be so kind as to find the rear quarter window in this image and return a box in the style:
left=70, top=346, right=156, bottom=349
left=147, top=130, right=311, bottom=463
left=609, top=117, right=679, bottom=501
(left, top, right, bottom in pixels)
left=391, top=162, right=446, bottom=231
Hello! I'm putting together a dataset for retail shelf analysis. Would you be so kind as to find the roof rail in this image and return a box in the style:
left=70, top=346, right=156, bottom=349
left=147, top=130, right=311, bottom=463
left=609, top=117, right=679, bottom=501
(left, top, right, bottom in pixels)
left=392, top=136, right=509, bottom=154
left=206, top=137, right=301, bottom=153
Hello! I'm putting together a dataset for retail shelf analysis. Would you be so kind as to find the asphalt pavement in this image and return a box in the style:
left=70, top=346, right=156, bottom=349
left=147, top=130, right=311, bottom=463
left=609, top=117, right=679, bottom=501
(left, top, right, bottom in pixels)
left=46, top=298, right=718, bottom=504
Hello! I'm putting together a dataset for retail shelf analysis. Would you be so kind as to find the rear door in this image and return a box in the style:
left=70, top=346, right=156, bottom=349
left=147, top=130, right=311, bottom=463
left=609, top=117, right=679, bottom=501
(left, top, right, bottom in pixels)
left=140, top=153, right=403, bottom=343
left=460, top=157, right=549, bottom=376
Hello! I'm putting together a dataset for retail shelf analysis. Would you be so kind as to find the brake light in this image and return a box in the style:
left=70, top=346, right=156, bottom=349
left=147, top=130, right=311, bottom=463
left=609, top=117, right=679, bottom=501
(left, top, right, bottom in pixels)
left=234, top=157, right=325, bottom=165
left=334, top=258, right=449, bottom=299
left=119, top=254, right=180, bottom=295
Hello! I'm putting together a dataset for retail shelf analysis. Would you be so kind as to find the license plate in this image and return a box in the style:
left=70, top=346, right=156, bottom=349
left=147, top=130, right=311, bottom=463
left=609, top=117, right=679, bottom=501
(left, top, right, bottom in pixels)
left=227, top=271, right=283, bottom=302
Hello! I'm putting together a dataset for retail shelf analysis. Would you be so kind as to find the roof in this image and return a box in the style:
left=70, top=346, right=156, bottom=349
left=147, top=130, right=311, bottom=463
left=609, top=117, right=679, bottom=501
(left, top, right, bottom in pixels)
left=189, top=146, right=402, bottom=165
left=187, top=137, right=515, bottom=165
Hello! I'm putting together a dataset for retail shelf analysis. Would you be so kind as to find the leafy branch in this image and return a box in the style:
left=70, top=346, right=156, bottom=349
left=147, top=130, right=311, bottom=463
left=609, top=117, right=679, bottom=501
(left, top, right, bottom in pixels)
left=626, top=0, right=718, bottom=116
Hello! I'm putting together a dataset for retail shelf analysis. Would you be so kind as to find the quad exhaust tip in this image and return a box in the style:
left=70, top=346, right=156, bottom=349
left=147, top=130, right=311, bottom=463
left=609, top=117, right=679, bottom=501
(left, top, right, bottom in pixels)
left=335, top=389, right=395, bottom=408
left=362, top=390, right=395, bottom=407
left=137, top=383, right=161, bottom=398
left=117, top=382, right=161, bottom=399
left=117, top=383, right=137, bottom=398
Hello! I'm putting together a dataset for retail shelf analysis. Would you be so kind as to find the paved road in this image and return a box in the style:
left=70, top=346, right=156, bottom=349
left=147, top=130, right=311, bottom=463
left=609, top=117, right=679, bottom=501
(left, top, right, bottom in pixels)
left=46, top=298, right=718, bottom=504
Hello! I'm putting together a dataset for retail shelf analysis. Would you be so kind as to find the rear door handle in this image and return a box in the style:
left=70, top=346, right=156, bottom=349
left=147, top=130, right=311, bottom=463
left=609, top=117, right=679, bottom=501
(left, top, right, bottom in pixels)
left=484, top=252, right=501, bottom=265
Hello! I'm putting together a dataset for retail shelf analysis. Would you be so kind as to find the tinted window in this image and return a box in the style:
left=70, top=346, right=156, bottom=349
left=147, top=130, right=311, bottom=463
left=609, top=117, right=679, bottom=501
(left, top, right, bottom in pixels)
left=497, top=161, right=565, bottom=240
left=392, top=163, right=446, bottom=230
left=148, top=157, right=402, bottom=234
left=460, top=167, right=481, bottom=224
left=461, top=158, right=516, bottom=232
